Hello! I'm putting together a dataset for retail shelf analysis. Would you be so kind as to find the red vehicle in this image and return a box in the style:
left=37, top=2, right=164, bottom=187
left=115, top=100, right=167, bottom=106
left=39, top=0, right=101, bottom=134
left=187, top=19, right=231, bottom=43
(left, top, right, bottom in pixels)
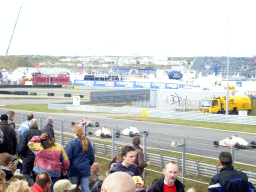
left=20, top=73, right=70, bottom=85
left=71, top=118, right=99, bottom=127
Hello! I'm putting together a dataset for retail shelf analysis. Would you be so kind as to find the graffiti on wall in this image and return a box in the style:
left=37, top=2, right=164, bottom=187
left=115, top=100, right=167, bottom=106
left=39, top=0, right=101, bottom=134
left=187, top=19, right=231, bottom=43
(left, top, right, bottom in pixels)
left=165, top=92, right=194, bottom=107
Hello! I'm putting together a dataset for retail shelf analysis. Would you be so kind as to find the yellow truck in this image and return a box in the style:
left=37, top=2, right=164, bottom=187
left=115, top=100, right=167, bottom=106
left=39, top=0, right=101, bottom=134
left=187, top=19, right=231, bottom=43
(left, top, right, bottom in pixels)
left=201, top=95, right=253, bottom=115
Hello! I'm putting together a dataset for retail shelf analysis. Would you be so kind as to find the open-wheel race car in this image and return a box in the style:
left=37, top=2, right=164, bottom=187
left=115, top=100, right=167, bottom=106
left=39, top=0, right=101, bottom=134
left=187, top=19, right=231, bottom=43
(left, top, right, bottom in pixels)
left=71, top=118, right=99, bottom=127
left=121, top=125, right=141, bottom=137
left=214, top=135, right=256, bottom=149
left=89, top=127, right=121, bottom=139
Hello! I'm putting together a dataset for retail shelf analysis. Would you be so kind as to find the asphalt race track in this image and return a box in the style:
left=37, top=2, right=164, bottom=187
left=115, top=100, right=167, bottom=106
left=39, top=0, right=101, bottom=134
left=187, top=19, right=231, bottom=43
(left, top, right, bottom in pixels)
left=0, top=95, right=256, bottom=166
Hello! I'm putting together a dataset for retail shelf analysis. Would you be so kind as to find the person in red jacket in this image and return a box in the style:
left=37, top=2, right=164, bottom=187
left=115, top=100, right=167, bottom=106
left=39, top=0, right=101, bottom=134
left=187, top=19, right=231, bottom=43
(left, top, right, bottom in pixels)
left=31, top=172, right=52, bottom=192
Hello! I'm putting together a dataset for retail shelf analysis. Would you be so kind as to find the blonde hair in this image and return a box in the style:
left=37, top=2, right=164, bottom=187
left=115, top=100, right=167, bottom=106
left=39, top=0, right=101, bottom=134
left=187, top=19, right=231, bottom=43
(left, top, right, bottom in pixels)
left=5, top=180, right=30, bottom=192
left=0, top=169, right=5, bottom=192
left=0, top=169, right=6, bottom=182
left=187, top=188, right=197, bottom=192
left=73, top=125, right=88, bottom=153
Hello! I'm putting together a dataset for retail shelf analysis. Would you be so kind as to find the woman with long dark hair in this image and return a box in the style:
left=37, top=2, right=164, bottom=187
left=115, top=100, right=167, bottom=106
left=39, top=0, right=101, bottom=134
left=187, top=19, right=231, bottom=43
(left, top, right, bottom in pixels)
left=28, top=133, right=70, bottom=192
left=66, top=125, right=95, bottom=192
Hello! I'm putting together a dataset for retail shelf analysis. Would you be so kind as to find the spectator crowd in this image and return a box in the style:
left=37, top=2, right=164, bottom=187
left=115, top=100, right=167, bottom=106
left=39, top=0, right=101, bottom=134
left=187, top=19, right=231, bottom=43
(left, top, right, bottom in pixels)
left=0, top=111, right=255, bottom=192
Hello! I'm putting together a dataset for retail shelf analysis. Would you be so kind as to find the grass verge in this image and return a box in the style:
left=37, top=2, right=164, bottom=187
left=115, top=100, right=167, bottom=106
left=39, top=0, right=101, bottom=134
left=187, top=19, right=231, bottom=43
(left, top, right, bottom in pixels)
left=113, top=116, right=256, bottom=134
left=0, top=104, right=102, bottom=114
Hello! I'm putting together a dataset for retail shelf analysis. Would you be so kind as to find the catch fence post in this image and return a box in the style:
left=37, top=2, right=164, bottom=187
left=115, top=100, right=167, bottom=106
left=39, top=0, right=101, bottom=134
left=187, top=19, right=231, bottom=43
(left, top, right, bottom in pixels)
left=22, top=114, right=27, bottom=122
left=181, top=136, right=189, bottom=185
left=142, top=131, right=147, bottom=179
left=61, top=120, right=65, bottom=146
left=83, top=123, right=88, bottom=136
left=39, top=117, right=44, bottom=130
left=182, top=138, right=186, bottom=184
left=231, top=145, right=235, bottom=165
left=111, top=128, right=115, bottom=159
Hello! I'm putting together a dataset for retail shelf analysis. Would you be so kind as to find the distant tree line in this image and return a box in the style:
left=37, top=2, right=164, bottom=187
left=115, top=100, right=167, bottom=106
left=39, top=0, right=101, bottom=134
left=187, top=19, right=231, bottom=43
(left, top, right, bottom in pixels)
left=0, top=55, right=59, bottom=71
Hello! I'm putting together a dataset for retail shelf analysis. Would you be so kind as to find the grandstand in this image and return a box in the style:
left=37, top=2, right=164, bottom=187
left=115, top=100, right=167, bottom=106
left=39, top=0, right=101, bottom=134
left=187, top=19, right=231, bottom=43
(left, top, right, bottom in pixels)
left=191, top=56, right=256, bottom=78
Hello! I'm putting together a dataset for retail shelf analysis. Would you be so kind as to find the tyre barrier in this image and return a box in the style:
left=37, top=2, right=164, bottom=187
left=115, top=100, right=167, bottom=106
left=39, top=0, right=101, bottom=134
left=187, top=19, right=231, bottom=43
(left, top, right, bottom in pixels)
left=0, top=90, right=29, bottom=95
left=47, top=93, right=54, bottom=96
left=0, top=91, right=9, bottom=94
left=64, top=94, right=71, bottom=97
left=15, top=91, right=28, bottom=95
left=79, top=95, right=84, bottom=98
left=30, top=92, right=37, bottom=96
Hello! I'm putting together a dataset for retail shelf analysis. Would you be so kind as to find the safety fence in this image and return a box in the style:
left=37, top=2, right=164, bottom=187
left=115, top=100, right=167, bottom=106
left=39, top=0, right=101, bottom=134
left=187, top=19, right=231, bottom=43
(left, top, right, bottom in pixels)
left=54, top=132, right=256, bottom=186
left=16, top=112, right=256, bottom=186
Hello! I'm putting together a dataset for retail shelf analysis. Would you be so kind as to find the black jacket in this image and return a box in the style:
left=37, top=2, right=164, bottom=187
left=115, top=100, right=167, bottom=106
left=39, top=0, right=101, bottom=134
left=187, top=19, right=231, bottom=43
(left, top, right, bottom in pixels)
left=147, top=176, right=185, bottom=192
left=0, top=121, right=17, bottom=155
left=19, top=125, right=42, bottom=157
left=41, top=123, right=54, bottom=139
left=208, top=165, right=255, bottom=192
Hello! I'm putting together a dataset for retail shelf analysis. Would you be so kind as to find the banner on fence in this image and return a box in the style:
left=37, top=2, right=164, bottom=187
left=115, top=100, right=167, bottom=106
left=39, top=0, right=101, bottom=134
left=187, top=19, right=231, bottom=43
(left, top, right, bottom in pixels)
left=74, top=80, right=193, bottom=89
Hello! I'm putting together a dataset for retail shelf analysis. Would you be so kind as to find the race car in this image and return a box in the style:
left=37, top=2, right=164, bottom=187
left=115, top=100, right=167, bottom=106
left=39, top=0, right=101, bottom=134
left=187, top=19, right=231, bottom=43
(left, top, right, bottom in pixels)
left=89, top=127, right=121, bottom=139
left=93, top=127, right=112, bottom=138
left=121, top=126, right=141, bottom=137
left=214, top=135, right=256, bottom=149
left=71, top=118, right=99, bottom=127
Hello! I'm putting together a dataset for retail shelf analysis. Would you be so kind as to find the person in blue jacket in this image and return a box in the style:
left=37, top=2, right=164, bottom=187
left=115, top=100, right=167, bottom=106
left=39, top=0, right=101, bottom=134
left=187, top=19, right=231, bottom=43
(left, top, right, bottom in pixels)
left=66, top=125, right=95, bottom=192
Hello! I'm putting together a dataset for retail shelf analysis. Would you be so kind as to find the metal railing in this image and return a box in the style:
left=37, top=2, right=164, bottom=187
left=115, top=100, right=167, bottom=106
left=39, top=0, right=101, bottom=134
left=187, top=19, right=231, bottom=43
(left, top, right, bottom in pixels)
left=54, top=132, right=256, bottom=186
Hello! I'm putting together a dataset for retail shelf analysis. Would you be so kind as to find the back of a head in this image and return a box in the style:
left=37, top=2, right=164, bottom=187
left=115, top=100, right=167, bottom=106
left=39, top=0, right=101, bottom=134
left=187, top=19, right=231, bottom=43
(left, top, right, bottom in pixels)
left=5, top=180, right=30, bottom=192
left=41, top=133, right=55, bottom=149
left=73, top=125, right=88, bottom=153
left=187, top=188, right=197, bottom=192
left=30, top=119, right=38, bottom=127
left=92, top=162, right=100, bottom=169
left=27, top=114, right=34, bottom=121
left=47, top=117, right=53, bottom=124
left=132, top=136, right=140, bottom=146
left=0, top=114, right=8, bottom=121
left=102, top=172, right=136, bottom=192
left=219, top=152, right=232, bottom=166
left=0, top=153, right=12, bottom=167
left=36, top=172, right=51, bottom=189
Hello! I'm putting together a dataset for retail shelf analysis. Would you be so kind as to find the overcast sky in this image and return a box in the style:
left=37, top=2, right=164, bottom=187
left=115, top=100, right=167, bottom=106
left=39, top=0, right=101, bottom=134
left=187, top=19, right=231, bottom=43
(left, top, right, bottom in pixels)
left=1, top=0, right=255, bottom=57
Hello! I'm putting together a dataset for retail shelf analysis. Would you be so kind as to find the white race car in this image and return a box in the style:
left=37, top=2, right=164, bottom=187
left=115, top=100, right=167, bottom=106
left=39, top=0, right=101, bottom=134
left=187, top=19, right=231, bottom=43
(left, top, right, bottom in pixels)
left=89, top=127, right=121, bottom=138
left=121, top=126, right=141, bottom=137
left=214, top=135, right=256, bottom=149
left=120, top=126, right=150, bottom=137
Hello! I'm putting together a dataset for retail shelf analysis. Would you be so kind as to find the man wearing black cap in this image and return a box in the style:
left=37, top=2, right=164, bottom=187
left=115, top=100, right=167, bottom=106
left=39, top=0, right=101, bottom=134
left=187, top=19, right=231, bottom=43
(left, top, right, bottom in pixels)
left=0, top=114, right=17, bottom=155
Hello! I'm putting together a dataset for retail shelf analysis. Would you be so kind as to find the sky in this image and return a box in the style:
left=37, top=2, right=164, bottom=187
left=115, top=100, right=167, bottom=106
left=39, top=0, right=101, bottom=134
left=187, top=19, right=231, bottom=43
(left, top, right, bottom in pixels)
left=0, top=0, right=255, bottom=57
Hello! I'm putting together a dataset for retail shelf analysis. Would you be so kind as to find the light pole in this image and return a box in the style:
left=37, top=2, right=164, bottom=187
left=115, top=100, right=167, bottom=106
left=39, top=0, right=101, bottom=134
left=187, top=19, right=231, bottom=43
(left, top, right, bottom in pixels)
left=6, top=3, right=23, bottom=56
left=226, top=17, right=230, bottom=116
